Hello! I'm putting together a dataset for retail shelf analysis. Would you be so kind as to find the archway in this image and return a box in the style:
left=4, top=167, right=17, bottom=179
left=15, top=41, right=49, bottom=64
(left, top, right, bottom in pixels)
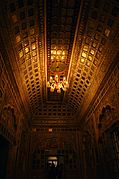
left=0, top=135, right=10, bottom=179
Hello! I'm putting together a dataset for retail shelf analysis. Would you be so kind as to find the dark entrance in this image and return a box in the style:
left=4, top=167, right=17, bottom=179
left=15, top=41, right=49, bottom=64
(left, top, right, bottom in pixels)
left=0, top=135, right=10, bottom=179
left=47, top=155, right=64, bottom=179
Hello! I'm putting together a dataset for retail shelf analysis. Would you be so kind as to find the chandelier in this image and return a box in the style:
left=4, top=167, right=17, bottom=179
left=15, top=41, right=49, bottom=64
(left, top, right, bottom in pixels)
left=47, top=74, right=69, bottom=93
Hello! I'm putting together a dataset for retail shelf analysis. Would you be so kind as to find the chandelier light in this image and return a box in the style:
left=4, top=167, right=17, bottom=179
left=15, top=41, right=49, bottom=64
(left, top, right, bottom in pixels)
left=47, top=74, right=69, bottom=93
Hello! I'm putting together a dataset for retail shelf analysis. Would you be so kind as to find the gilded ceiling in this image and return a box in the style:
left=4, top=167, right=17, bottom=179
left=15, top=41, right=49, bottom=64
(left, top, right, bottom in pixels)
left=0, top=0, right=119, bottom=124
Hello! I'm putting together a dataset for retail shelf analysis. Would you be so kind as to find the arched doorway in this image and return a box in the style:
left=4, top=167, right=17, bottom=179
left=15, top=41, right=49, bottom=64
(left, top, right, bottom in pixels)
left=0, top=135, right=10, bottom=179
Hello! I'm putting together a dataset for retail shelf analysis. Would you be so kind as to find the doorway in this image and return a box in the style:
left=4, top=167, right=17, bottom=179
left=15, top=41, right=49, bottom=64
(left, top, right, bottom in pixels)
left=48, top=156, right=58, bottom=167
left=47, top=155, right=64, bottom=179
left=0, top=135, right=10, bottom=179
left=47, top=156, right=58, bottom=179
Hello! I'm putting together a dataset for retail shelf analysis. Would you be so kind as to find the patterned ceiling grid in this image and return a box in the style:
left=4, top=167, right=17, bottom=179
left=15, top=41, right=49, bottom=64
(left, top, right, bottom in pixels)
left=3, top=0, right=81, bottom=118
left=67, top=0, right=119, bottom=114
left=46, top=0, right=81, bottom=101
left=6, top=0, right=45, bottom=116
left=0, top=0, right=119, bottom=123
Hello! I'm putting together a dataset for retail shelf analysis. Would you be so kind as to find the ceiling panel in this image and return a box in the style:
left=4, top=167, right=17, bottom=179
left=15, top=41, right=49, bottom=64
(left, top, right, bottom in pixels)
left=47, top=0, right=81, bottom=102
left=0, top=0, right=119, bottom=123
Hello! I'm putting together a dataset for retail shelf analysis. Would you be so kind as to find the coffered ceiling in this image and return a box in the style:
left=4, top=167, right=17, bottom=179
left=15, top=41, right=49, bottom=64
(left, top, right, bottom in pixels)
left=0, top=0, right=119, bottom=125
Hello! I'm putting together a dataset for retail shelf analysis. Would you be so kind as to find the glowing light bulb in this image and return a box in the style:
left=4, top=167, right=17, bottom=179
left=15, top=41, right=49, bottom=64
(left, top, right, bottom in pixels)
left=47, top=81, right=50, bottom=87
left=57, top=88, right=61, bottom=93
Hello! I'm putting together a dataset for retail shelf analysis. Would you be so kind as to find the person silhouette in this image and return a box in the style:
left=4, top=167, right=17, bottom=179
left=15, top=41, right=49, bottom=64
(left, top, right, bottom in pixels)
left=48, top=162, right=57, bottom=179
left=51, top=163, right=56, bottom=179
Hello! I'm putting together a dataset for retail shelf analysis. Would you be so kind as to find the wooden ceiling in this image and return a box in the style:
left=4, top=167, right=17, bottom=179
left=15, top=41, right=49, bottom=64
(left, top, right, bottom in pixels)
left=0, top=0, right=119, bottom=125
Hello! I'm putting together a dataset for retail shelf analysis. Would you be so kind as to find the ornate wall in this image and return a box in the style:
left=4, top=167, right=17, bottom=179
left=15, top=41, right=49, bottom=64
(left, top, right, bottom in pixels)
left=29, top=127, right=82, bottom=179
left=81, top=62, right=119, bottom=179
left=0, top=52, right=30, bottom=179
